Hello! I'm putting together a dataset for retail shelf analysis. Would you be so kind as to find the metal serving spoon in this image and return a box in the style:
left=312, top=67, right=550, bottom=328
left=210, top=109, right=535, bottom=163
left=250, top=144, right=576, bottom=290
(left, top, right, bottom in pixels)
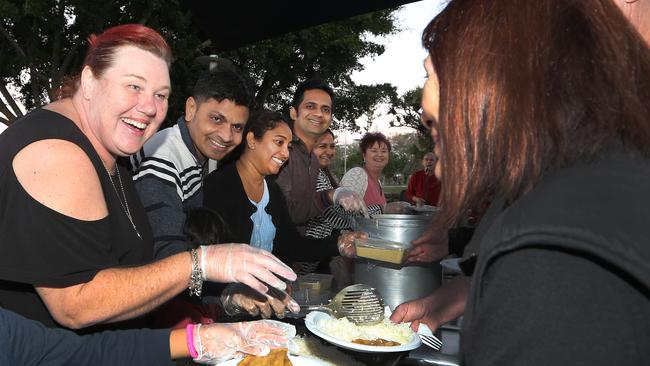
left=302, top=284, right=385, bottom=325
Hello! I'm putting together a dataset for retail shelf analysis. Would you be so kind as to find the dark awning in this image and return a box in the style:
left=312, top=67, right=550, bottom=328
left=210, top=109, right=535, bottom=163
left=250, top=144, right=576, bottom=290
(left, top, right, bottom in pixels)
left=184, top=0, right=420, bottom=52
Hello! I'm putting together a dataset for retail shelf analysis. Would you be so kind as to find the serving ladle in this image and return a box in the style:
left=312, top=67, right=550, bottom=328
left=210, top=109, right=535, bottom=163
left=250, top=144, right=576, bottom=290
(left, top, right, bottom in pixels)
left=302, top=284, right=385, bottom=325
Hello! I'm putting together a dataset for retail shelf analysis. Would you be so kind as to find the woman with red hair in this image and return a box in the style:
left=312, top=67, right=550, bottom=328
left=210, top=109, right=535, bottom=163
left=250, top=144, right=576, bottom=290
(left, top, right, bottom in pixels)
left=0, top=24, right=295, bottom=364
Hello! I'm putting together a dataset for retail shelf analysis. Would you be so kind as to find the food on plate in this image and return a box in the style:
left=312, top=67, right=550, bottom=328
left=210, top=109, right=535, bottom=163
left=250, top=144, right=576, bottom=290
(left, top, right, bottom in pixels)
left=315, top=315, right=414, bottom=346
left=293, top=336, right=364, bottom=366
left=351, top=338, right=400, bottom=346
left=237, top=348, right=292, bottom=366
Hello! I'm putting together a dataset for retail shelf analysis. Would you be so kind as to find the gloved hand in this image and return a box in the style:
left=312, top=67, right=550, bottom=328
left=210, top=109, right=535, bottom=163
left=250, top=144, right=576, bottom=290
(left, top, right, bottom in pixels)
left=200, top=244, right=297, bottom=294
left=220, top=283, right=300, bottom=319
left=337, top=231, right=368, bottom=258
left=193, top=320, right=296, bottom=364
left=412, top=197, right=426, bottom=207
left=384, top=201, right=412, bottom=214
left=333, top=187, right=369, bottom=217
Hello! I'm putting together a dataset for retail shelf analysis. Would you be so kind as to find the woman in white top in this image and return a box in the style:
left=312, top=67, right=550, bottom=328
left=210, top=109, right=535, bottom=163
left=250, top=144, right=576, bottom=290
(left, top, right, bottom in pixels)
left=339, top=132, right=408, bottom=214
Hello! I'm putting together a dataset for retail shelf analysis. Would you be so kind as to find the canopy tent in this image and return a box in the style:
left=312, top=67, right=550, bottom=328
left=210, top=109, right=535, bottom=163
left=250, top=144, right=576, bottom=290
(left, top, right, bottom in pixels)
left=184, top=0, right=420, bottom=52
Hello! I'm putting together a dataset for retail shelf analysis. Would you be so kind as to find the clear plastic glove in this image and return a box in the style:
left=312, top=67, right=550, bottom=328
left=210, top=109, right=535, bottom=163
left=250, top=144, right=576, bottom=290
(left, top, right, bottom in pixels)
left=200, top=244, right=297, bottom=294
left=337, top=231, right=368, bottom=258
left=193, top=320, right=296, bottom=364
left=220, top=283, right=300, bottom=319
left=384, top=201, right=412, bottom=214
left=412, top=197, right=426, bottom=207
left=333, top=187, right=369, bottom=217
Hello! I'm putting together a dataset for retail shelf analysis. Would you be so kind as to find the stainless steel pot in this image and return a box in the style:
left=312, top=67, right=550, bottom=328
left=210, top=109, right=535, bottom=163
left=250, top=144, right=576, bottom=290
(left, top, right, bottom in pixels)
left=354, top=214, right=442, bottom=310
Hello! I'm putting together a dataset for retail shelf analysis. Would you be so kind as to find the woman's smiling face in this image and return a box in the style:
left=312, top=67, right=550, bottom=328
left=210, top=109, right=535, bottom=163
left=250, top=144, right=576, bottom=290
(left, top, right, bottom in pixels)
left=248, top=122, right=292, bottom=176
left=84, top=45, right=170, bottom=158
left=363, top=141, right=390, bottom=172
left=314, top=132, right=336, bottom=168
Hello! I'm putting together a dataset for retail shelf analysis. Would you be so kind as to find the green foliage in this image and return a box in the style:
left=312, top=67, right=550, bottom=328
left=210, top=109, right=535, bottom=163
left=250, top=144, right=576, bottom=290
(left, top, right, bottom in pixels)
left=0, top=1, right=401, bottom=128
left=387, top=86, right=432, bottom=138
left=0, top=0, right=203, bottom=124
left=221, top=10, right=400, bottom=131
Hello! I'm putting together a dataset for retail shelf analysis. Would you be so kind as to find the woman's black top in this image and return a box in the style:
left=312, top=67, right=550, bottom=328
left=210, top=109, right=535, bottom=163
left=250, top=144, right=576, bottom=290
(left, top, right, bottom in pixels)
left=203, top=162, right=338, bottom=263
left=0, top=109, right=153, bottom=328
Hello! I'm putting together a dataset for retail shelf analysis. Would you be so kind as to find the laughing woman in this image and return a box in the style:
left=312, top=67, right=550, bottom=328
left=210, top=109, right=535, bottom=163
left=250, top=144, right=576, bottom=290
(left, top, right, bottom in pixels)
left=203, top=110, right=361, bottom=317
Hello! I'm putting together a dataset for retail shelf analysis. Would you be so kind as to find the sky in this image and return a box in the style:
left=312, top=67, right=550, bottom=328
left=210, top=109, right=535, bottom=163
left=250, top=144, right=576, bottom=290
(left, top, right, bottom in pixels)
left=341, top=0, right=448, bottom=142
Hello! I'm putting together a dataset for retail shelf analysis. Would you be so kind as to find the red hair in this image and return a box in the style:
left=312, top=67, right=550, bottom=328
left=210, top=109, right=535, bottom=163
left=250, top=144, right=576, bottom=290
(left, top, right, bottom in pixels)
left=56, top=24, right=171, bottom=98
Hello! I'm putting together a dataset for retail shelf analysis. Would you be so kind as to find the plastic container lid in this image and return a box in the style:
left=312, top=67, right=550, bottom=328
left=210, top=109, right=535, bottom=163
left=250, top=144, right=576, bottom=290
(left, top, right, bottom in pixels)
left=355, top=237, right=411, bottom=250
left=355, top=237, right=411, bottom=264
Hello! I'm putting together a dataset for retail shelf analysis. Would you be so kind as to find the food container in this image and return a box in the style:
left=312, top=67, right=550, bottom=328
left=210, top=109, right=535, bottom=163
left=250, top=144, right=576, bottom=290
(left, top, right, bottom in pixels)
left=355, top=237, right=411, bottom=264
left=354, top=214, right=442, bottom=310
left=298, top=273, right=334, bottom=292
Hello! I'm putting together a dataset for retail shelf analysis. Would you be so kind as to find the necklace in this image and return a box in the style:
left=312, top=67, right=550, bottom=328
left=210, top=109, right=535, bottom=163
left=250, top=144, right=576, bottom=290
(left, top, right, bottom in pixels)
left=106, top=166, right=142, bottom=240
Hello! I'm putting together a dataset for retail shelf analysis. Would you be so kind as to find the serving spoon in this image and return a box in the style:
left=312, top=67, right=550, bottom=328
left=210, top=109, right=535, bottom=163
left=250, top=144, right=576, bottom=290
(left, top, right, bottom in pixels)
left=302, top=284, right=385, bottom=325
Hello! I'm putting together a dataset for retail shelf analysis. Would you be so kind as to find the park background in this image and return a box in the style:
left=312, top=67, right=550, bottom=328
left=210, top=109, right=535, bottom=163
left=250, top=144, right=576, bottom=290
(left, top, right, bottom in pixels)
left=0, top=0, right=448, bottom=194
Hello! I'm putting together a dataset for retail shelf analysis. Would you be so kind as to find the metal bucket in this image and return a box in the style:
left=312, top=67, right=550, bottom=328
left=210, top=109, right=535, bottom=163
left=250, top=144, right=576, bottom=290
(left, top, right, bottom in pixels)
left=354, top=214, right=442, bottom=310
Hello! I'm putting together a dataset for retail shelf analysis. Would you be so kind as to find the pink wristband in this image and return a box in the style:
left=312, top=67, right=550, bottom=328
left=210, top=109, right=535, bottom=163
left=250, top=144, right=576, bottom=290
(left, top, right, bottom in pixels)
left=186, top=323, right=199, bottom=359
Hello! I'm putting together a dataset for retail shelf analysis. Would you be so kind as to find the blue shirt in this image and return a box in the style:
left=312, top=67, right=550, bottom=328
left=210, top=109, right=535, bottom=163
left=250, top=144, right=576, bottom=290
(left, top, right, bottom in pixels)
left=249, top=180, right=276, bottom=252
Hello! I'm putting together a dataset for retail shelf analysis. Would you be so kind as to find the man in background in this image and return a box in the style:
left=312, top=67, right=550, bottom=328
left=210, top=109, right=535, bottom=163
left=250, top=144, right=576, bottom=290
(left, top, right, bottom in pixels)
left=405, top=152, right=441, bottom=206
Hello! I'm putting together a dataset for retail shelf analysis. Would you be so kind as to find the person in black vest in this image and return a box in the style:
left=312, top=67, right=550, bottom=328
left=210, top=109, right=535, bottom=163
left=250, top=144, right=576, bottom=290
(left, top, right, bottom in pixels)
left=391, top=1, right=650, bottom=365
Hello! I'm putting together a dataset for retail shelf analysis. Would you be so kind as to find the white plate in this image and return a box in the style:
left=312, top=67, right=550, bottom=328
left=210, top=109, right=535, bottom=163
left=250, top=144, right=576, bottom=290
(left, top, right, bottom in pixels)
left=304, top=311, right=422, bottom=353
left=218, top=354, right=328, bottom=366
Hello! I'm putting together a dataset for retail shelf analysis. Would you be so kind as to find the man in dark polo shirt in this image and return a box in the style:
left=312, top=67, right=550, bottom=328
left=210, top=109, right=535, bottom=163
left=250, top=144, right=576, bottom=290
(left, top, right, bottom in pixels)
left=275, top=78, right=365, bottom=234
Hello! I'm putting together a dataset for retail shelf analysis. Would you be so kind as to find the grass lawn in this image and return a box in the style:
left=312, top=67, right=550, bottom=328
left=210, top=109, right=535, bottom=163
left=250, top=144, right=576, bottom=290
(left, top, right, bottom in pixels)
left=383, top=185, right=407, bottom=194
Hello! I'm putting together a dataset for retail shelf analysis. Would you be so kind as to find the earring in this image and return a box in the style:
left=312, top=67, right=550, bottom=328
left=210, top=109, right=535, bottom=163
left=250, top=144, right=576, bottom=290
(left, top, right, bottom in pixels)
left=249, top=144, right=255, bottom=150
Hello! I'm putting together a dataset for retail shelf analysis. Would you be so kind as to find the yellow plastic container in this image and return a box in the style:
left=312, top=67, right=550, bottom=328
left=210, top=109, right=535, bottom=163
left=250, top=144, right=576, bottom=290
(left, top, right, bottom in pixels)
left=298, top=273, right=334, bottom=292
left=355, top=237, right=411, bottom=264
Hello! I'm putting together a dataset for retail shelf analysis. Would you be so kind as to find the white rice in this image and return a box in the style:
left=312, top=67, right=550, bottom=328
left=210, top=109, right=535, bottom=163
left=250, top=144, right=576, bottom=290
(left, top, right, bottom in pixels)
left=315, top=316, right=414, bottom=345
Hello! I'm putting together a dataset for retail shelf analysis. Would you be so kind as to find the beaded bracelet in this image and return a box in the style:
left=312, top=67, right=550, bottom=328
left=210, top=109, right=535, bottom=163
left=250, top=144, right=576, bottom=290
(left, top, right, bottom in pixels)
left=188, top=248, right=203, bottom=297
left=185, top=323, right=199, bottom=359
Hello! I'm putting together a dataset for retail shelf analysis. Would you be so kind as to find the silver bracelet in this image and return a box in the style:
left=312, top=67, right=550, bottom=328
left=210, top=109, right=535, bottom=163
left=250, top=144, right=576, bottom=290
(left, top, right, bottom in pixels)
left=188, top=248, right=203, bottom=297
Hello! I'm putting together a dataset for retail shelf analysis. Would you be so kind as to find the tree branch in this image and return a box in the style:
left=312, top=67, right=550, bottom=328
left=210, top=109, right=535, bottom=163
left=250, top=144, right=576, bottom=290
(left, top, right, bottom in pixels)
left=0, top=22, right=27, bottom=58
left=255, top=71, right=276, bottom=108
left=50, top=41, right=82, bottom=101
left=50, top=1, right=65, bottom=78
left=0, top=96, right=17, bottom=124
left=0, top=79, right=24, bottom=119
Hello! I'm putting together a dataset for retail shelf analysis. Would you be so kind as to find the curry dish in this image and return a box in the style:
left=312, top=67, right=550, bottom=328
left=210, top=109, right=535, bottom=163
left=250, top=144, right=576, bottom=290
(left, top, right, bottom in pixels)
left=237, top=348, right=292, bottom=366
left=351, top=338, right=401, bottom=346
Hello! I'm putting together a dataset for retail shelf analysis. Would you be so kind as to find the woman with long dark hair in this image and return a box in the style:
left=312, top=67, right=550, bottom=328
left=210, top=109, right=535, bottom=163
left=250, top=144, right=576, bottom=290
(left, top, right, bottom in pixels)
left=392, top=1, right=650, bottom=364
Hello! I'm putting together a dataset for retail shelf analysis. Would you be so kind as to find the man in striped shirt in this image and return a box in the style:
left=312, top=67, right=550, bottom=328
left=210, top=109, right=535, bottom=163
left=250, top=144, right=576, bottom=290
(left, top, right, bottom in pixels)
left=131, top=67, right=254, bottom=259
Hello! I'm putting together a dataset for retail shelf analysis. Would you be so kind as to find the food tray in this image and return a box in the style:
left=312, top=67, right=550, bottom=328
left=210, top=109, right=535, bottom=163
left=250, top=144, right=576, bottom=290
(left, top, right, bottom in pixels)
left=355, top=237, right=411, bottom=264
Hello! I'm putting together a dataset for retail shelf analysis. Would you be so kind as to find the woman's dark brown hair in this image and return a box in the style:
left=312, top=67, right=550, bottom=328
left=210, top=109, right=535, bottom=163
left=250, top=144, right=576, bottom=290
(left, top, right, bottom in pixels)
left=423, top=0, right=650, bottom=228
left=359, top=132, right=392, bottom=155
